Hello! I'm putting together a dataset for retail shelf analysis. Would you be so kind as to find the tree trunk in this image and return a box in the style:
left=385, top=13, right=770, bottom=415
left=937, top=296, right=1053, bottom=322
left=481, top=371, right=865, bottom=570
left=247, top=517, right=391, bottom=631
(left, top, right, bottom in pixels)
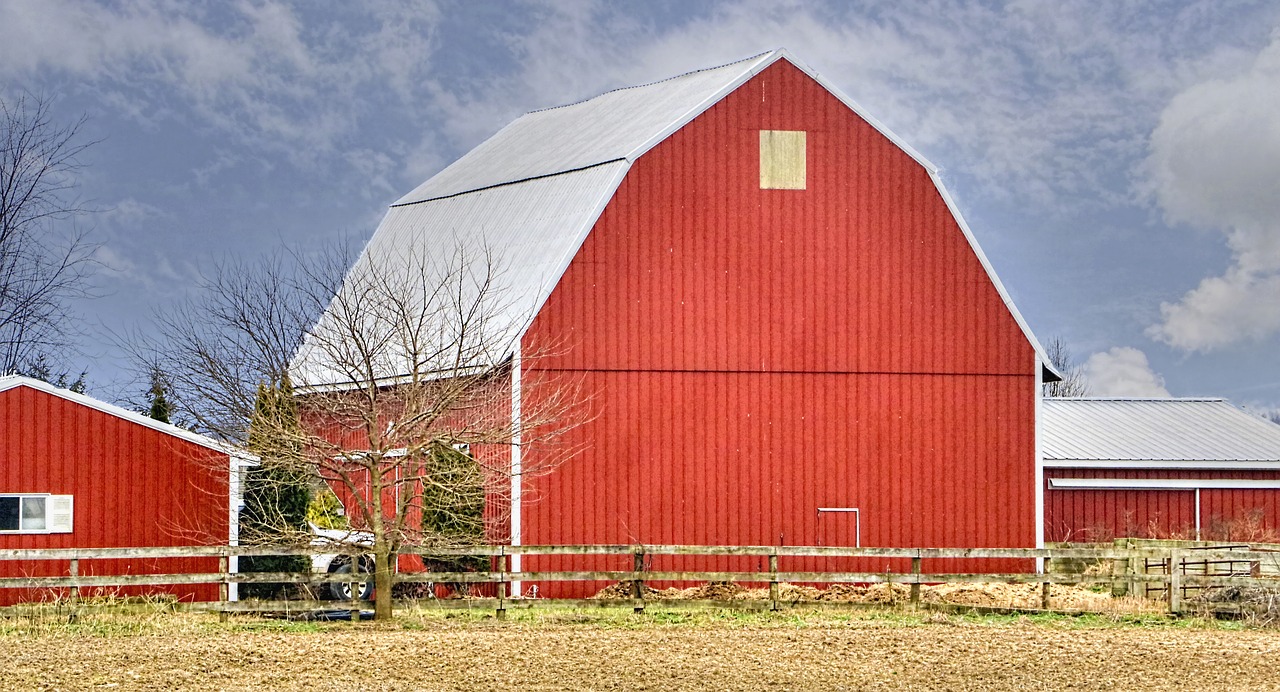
left=373, top=547, right=395, bottom=621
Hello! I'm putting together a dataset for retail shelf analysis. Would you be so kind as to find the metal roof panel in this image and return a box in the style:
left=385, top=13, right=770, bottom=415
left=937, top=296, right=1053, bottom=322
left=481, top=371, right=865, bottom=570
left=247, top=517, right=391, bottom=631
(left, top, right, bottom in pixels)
left=1043, top=398, right=1280, bottom=463
left=395, top=52, right=777, bottom=205
left=291, top=162, right=629, bottom=386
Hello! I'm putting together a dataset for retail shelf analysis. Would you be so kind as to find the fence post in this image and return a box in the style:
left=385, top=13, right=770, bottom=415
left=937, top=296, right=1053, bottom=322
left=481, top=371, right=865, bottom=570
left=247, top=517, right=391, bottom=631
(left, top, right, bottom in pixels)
left=218, top=556, right=229, bottom=623
left=1168, top=549, right=1183, bottom=616
left=632, top=548, right=645, bottom=614
left=910, top=555, right=922, bottom=608
left=1041, top=556, right=1051, bottom=610
left=769, top=551, right=780, bottom=612
left=496, top=546, right=507, bottom=620
left=1110, top=545, right=1127, bottom=597
left=68, top=558, right=80, bottom=601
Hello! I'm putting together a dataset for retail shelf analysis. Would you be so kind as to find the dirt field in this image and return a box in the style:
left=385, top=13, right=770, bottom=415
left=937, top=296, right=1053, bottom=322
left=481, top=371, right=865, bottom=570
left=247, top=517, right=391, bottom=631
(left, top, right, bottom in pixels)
left=4, top=609, right=1279, bottom=691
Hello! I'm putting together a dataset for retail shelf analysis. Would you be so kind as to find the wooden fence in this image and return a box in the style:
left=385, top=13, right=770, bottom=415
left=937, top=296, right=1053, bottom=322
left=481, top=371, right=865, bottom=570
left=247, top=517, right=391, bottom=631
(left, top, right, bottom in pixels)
left=2, top=544, right=1279, bottom=617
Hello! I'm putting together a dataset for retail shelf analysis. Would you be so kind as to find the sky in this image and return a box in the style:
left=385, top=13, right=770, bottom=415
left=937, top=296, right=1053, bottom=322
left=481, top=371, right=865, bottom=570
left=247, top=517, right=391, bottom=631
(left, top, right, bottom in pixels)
left=1, top=0, right=1278, bottom=414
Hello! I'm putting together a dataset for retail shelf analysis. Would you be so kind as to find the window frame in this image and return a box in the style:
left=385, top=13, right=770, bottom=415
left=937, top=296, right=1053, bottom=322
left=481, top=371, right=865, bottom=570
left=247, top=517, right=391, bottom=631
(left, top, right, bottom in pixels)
left=0, top=493, right=73, bottom=534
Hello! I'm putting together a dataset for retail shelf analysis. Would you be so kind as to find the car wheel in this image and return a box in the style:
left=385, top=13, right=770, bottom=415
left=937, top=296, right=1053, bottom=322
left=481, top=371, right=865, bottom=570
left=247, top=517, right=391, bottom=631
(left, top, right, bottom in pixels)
left=328, top=561, right=374, bottom=601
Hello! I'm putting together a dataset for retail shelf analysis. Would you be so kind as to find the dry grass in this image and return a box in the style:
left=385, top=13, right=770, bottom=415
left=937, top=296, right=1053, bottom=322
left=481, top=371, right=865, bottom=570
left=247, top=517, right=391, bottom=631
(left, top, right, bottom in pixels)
left=592, top=580, right=1166, bottom=614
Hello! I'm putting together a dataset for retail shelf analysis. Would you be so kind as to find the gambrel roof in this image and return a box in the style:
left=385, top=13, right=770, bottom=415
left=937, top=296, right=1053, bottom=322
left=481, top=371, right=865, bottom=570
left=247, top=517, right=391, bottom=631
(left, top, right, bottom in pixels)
left=1043, top=397, right=1280, bottom=468
left=293, top=49, right=1055, bottom=386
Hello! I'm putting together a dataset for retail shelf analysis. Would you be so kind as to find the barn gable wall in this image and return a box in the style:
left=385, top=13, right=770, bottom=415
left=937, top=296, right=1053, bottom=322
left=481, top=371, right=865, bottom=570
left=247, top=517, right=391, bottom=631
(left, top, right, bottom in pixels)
left=529, top=60, right=1032, bottom=375
left=520, top=61, right=1037, bottom=590
left=0, top=385, right=229, bottom=604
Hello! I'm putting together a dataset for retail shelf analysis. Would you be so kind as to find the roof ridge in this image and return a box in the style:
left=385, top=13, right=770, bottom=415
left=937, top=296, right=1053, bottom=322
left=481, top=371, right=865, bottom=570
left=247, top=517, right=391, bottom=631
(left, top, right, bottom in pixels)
left=526, top=50, right=775, bottom=115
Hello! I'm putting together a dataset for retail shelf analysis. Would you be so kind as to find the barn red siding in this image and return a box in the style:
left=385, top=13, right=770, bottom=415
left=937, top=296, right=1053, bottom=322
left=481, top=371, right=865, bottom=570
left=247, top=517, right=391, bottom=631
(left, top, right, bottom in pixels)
left=0, top=386, right=229, bottom=605
left=297, top=374, right=514, bottom=546
left=520, top=61, right=1037, bottom=595
left=1044, top=468, right=1280, bottom=543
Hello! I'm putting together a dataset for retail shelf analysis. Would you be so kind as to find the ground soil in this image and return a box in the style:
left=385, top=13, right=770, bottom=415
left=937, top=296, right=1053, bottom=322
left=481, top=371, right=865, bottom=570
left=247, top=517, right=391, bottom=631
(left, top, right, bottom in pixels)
left=4, top=610, right=1280, bottom=691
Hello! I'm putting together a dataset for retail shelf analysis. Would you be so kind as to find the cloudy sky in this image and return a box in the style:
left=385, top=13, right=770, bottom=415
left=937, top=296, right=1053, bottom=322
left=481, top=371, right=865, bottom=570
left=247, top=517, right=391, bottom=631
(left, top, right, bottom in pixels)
left=2, top=0, right=1278, bottom=413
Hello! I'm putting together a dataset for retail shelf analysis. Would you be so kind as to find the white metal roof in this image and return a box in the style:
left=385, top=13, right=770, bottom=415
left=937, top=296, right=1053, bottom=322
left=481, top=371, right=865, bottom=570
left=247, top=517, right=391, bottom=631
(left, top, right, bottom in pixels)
left=395, top=52, right=779, bottom=205
left=1043, top=398, right=1280, bottom=466
left=292, top=162, right=628, bottom=385
left=295, top=49, right=1054, bottom=385
left=0, top=375, right=254, bottom=460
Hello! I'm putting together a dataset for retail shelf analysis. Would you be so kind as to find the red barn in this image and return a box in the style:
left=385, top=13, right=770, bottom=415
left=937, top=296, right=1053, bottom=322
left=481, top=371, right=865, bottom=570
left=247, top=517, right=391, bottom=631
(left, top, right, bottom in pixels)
left=0, top=376, right=250, bottom=605
left=295, top=50, right=1059, bottom=594
left=1044, top=398, right=1280, bottom=543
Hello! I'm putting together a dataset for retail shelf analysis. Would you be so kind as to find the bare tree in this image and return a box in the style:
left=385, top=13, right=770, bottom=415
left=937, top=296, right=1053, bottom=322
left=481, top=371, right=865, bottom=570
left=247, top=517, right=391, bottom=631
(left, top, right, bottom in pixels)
left=137, top=241, right=587, bottom=620
left=281, top=243, right=586, bottom=619
left=0, top=93, right=98, bottom=373
left=1043, top=336, right=1090, bottom=398
left=121, top=245, right=351, bottom=439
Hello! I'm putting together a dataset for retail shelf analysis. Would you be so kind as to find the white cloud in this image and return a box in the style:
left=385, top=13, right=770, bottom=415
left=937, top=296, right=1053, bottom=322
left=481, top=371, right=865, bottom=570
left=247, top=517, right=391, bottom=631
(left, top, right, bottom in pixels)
left=1146, top=34, right=1280, bottom=352
left=1083, top=347, right=1171, bottom=398
left=1148, top=269, right=1280, bottom=352
left=0, top=0, right=443, bottom=170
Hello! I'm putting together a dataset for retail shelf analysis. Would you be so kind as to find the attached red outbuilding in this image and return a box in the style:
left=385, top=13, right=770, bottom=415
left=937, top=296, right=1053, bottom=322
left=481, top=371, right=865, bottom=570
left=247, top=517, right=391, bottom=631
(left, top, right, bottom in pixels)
left=1043, top=398, right=1280, bottom=544
left=0, top=376, right=250, bottom=605
left=295, top=50, right=1059, bottom=595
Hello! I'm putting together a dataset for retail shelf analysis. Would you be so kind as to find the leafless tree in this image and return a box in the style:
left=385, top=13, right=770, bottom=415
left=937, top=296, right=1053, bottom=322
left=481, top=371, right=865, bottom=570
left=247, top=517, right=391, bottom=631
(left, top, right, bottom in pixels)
left=284, top=243, right=586, bottom=619
left=122, top=246, right=349, bottom=439
left=136, top=241, right=588, bottom=620
left=1043, top=335, right=1091, bottom=398
left=0, top=93, right=98, bottom=373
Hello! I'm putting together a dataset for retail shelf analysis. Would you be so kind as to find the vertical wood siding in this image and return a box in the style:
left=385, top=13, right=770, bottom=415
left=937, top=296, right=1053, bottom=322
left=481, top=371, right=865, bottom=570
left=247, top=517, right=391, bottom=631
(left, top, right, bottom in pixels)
left=0, top=386, right=229, bottom=605
left=1044, top=468, right=1280, bottom=543
left=521, top=61, right=1037, bottom=595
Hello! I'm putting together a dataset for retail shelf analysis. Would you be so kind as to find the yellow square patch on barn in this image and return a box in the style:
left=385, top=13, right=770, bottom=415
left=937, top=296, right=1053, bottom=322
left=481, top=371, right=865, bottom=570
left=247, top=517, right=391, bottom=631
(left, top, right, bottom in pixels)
left=759, top=130, right=806, bottom=189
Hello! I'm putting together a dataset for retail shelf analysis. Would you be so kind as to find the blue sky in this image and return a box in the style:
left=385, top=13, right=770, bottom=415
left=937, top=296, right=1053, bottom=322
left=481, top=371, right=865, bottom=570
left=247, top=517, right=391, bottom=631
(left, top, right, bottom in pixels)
left=2, top=0, right=1279, bottom=413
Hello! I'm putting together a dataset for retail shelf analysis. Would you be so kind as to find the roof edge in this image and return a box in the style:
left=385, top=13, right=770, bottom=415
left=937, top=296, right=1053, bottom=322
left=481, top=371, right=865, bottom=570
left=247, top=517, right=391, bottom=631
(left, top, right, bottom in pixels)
left=772, top=49, right=937, bottom=173
left=513, top=161, right=633, bottom=348
left=1045, top=459, right=1280, bottom=468
left=928, top=171, right=1053, bottom=377
left=1045, top=397, right=1228, bottom=403
left=0, top=375, right=253, bottom=459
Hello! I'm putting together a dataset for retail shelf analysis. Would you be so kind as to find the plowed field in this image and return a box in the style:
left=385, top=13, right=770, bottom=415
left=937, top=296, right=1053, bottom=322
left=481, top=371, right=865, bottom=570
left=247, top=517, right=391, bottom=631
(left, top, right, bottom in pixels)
left=4, top=610, right=1279, bottom=691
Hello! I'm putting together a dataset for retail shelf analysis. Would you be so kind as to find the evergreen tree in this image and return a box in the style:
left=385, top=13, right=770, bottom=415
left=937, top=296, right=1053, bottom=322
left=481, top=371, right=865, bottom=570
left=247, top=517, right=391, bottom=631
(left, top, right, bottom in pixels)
left=145, top=369, right=172, bottom=423
left=20, top=353, right=87, bottom=393
left=239, top=376, right=312, bottom=598
left=421, top=442, right=487, bottom=578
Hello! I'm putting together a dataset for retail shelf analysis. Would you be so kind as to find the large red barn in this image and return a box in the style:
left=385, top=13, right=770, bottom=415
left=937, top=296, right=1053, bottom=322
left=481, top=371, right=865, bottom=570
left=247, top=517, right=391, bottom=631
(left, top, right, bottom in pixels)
left=295, top=50, right=1060, bottom=595
left=0, top=376, right=250, bottom=605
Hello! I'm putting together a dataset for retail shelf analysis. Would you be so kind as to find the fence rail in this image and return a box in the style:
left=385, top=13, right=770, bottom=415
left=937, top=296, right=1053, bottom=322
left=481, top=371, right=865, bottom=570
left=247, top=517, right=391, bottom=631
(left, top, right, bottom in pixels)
left=2, top=543, right=1278, bottom=617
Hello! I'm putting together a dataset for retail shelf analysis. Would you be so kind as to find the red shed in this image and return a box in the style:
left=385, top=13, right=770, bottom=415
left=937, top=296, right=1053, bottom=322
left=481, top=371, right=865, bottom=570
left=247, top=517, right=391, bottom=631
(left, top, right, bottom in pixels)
left=295, top=50, right=1059, bottom=595
left=1043, top=398, right=1280, bottom=543
left=0, top=376, right=251, bottom=605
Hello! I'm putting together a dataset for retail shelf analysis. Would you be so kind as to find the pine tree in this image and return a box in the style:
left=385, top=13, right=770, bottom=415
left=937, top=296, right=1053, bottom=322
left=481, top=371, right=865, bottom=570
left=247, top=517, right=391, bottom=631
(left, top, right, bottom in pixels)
left=239, top=375, right=313, bottom=598
left=145, top=370, right=172, bottom=423
left=21, top=354, right=88, bottom=393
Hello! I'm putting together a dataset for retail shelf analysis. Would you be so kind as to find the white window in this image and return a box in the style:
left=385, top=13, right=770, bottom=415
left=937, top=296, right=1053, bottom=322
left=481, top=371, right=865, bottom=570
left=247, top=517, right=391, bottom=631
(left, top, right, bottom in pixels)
left=0, top=494, right=73, bottom=534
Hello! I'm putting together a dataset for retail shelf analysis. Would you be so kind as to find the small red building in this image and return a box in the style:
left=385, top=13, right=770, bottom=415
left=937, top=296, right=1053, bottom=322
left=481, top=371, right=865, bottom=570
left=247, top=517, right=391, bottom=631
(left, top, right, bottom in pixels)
left=1044, top=398, right=1280, bottom=543
left=296, top=50, right=1060, bottom=595
left=0, top=376, right=250, bottom=605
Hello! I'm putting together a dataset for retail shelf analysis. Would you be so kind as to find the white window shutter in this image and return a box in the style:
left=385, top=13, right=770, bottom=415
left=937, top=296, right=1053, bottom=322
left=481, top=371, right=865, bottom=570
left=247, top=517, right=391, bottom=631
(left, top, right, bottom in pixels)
left=48, top=495, right=73, bottom=533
